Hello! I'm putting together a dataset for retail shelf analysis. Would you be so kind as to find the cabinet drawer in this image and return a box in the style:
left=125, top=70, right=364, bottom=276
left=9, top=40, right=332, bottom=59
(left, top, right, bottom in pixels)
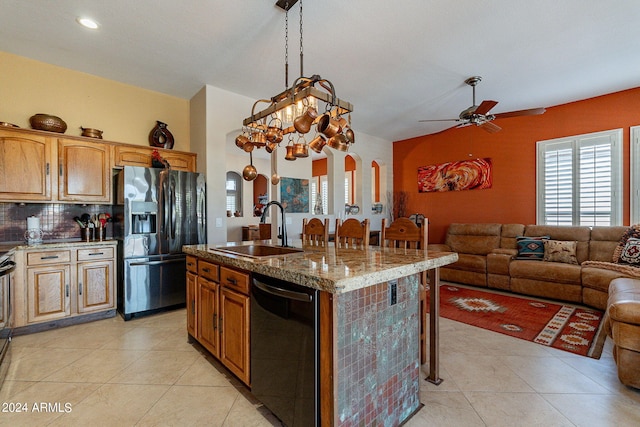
left=220, top=266, right=250, bottom=295
left=198, top=261, right=219, bottom=282
left=27, top=250, right=71, bottom=266
left=77, top=246, right=114, bottom=261
left=186, top=255, right=198, bottom=273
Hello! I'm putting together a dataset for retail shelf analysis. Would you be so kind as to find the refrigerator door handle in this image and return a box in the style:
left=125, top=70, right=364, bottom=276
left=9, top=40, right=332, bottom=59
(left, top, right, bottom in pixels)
left=170, top=177, right=177, bottom=239
left=129, top=259, right=185, bottom=267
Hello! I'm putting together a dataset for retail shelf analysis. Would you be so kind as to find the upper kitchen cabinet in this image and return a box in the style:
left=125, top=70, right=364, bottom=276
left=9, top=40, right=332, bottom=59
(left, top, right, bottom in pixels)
left=114, top=145, right=196, bottom=172
left=58, top=138, right=111, bottom=203
left=0, top=129, right=54, bottom=201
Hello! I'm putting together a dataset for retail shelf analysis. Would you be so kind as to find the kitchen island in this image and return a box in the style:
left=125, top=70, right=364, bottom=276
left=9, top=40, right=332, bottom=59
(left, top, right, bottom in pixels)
left=183, top=241, right=457, bottom=426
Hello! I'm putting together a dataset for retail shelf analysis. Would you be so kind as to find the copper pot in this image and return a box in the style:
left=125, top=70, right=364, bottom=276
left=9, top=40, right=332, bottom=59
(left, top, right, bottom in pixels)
left=293, top=107, right=318, bottom=134
left=316, top=114, right=341, bottom=138
left=251, top=131, right=267, bottom=147
left=80, top=126, right=103, bottom=139
left=242, top=164, right=257, bottom=181
left=284, top=145, right=297, bottom=161
left=327, top=134, right=349, bottom=152
left=308, top=135, right=326, bottom=153
left=293, top=142, right=309, bottom=158
left=265, top=141, right=279, bottom=153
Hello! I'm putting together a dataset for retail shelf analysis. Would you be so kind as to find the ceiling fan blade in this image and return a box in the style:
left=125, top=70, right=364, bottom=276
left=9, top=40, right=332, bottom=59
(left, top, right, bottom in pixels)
left=480, top=121, right=501, bottom=133
left=418, top=118, right=462, bottom=123
left=493, top=107, right=546, bottom=119
left=474, top=100, right=498, bottom=115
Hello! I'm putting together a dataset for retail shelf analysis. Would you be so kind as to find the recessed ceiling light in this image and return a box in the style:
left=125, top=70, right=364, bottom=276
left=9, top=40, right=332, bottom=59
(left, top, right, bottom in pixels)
left=76, top=17, right=100, bottom=30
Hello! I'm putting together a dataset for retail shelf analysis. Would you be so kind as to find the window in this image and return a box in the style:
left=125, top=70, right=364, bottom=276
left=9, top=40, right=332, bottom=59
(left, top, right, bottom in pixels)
left=310, top=176, right=328, bottom=215
left=226, top=171, right=242, bottom=216
left=537, top=129, right=622, bottom=226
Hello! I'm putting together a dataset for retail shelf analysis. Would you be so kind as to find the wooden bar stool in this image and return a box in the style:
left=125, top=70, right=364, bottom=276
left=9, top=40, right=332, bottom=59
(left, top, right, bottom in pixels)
left=335, top=218, right=370, bottom=248
left=302, top=218, right=330, bottom=246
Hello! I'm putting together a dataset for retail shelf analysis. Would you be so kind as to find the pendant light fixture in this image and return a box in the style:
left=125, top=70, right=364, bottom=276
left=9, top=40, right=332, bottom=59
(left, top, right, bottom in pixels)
left=236, top=0, right=355, bottom=179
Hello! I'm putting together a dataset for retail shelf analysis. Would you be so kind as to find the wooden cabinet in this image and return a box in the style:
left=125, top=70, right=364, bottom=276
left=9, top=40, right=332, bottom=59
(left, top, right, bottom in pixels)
left=0, top=130, right=54, bottom=201
left=114, top=145, right=196, bottom=172
left=0, top=127, right=198, bottom=204
left=198, top=276, right=220, bottom=357
left=219, top=286, right=250, bottom=384
left=186, top=255, right=198, bottom=337
left=58, top=139, right=111, bottom=203
left=76, top=246, right=115, bottom=313
left=26, top=250, right=72, bottom=323
left=12, top=242, right=118, bottom=329
left=189, top=258, right=251, bottom=385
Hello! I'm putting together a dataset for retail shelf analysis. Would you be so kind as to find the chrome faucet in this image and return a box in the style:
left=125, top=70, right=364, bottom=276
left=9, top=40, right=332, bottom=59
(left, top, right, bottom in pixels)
left=260, top=201, right=288, bottom=247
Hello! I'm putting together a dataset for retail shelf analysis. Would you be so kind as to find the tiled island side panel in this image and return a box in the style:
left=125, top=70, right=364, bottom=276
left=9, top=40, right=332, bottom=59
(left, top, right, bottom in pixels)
left=335, top=274, right=421, bottom=426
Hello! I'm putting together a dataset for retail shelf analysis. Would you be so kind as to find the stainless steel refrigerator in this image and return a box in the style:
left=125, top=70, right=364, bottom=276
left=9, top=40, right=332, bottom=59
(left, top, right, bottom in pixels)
left=114, top=166, right=206, bottom=320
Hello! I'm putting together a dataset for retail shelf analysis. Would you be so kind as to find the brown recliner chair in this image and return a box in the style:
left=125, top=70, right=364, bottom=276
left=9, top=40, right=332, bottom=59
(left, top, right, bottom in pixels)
left=607, top=278, right=640, bottom=389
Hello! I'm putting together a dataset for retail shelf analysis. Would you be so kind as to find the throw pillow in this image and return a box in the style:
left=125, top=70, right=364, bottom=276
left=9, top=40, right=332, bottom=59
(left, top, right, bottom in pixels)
left=543, top=240, right=579, bottom=265
left=613, top=224, right=640, bottom=263
left=516, top=236, right=550, bottom=260
left=619, top=238, right=640, bottom=265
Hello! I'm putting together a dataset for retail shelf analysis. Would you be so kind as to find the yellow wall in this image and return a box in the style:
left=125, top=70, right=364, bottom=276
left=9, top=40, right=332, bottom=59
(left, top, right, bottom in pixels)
left=0, top=51, right=190, bottom=151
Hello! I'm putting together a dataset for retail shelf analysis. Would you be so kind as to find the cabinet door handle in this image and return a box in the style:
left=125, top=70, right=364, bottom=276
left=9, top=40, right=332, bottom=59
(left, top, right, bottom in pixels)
left=227, top=277, right=237, bottom=285
left=202, top=267, right=210, bottom=273
left=46, top=163, right=50, bottom=175
left=213, top=313, right=217, bottom=331
left=79, top=282, right=82, bottom=295
left=65, top=284, right=69, bottom=297
left=88, top=252, right=104, bottom=256
left=219, top=315, right=222, bottom=332
left=40, top=255, right=59, bottom=260
left=59, top=164, right=63, bottom=176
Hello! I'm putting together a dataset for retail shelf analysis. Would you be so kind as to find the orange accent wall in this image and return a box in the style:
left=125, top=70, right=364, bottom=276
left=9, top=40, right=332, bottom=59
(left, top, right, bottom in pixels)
left=312, top=158, right=327, bottom=177
left=393, top=86, right=640, bottom=243
left=372, top=161, right=380, bottom=202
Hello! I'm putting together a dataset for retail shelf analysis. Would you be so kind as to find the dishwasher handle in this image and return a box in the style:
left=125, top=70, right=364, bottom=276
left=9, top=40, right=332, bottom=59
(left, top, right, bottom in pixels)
left=253, top=279, right=313, bottom=302
left=129, top=259, right=185, bottom=267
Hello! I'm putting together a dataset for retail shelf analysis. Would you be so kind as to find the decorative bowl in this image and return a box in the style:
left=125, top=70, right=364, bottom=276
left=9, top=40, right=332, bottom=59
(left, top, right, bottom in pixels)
left=29, top=114, right=67, bottom=133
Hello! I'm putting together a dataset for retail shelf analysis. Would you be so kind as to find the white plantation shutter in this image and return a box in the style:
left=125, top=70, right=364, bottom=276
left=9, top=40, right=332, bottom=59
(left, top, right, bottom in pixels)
left=537, top=129, right=621, bottom=226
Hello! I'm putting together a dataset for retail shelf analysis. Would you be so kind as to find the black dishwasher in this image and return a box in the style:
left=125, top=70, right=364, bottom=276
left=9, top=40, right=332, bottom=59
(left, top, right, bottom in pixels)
left=251, top=274, right=318, bottom=427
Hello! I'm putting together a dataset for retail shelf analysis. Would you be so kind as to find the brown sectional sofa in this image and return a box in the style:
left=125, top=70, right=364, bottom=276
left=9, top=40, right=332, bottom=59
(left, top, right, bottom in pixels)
left=427, top=223, right=633, bottom=311
left=429, top=222, right=640, bottom=389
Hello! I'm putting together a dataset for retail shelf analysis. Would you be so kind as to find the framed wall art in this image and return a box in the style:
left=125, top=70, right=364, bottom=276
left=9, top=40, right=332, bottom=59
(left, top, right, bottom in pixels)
left=417, top=158, right=492, bottom=192
left=280, top=177, right=310, bottom=213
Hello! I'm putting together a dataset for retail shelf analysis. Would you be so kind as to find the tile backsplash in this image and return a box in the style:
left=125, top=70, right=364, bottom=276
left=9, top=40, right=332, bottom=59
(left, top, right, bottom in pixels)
left=0, top=203, right=114, bottom=243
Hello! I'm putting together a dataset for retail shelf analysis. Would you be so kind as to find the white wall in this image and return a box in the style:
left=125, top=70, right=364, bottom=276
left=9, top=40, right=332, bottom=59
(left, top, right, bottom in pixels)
left=190, top=84, right=394, bottom=244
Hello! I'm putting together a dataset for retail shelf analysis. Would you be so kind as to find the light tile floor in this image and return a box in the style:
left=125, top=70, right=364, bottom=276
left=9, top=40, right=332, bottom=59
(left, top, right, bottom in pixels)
left=1, top=308, right=639, bottom=426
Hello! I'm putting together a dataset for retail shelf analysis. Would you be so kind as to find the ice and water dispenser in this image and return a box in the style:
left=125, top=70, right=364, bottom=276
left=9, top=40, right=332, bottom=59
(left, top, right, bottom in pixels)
left=130, top=201, right=157, bottom=234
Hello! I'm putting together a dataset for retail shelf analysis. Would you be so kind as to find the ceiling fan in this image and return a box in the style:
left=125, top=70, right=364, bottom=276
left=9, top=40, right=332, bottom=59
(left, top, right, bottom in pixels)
left=419, top=76, right=546, bottom=133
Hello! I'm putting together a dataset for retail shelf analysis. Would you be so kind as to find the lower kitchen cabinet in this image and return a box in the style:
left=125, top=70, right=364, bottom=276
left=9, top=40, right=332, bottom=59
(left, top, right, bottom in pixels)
left=77, top=247, right=115, bottom=313
left=197, top=275, right=219, bottom=357
left=12, top=241, right=117, bottom=330
left=188, top=258, right=250, bottom=386
left=219, top=286, right=250, bottom=385
left=186, top=257, right=198, bottom=337
left=27, top=263, right=71, bottom=323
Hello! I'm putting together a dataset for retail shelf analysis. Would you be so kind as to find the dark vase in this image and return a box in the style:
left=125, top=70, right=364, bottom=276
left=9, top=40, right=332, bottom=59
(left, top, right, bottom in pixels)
left=149, top=121, right=174, bottom=149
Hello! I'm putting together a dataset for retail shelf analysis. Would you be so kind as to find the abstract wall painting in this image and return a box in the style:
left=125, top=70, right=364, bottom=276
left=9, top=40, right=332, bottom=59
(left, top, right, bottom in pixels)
left=280, top=177, right=310, bottom=213
left=417, top=158, right=492, bottom=192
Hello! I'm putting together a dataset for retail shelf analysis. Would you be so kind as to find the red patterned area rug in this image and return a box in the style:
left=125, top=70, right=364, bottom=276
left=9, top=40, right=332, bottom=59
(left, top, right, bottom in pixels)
left=426, top=283, right=607, bottom=358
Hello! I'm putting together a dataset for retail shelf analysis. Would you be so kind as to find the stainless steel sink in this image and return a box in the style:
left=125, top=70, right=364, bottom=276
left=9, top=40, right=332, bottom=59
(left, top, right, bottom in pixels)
left=212, top=244, right=304, bottom=258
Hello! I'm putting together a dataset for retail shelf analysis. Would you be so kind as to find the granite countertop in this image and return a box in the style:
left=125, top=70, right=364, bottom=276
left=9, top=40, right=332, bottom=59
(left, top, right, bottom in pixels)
left=0, top=239, right=118, bottom=254
left=183, top=240, right=458, bottom=294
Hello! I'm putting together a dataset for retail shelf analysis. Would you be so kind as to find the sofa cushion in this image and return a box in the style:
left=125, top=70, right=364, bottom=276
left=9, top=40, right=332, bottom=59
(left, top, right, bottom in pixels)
left=444, top=223, right=502, bottom=255
left=448, top=253, right=487, bottom=273
left=525, top=225, right=590, bottom=263
left=500, top=224, right=526, bottom=249
left=510, top=259, right=582, bottom=285
left=543, top=240, right=579, bottom=265
left=589, top=226, right=628, bottom=261
left=515, top=235, right=549, bottom=260
left=613, top=225, right=640, bottom=263
left=620, top=238, right=640, bottom=265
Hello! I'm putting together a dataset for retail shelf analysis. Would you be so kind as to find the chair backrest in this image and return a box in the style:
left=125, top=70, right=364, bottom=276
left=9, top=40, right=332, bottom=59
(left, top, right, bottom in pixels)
left=302, top=218, right=329, bottom=246
left=380, top=217, right=428, bottom=249
left=335, top=218, right=370, bottom=248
